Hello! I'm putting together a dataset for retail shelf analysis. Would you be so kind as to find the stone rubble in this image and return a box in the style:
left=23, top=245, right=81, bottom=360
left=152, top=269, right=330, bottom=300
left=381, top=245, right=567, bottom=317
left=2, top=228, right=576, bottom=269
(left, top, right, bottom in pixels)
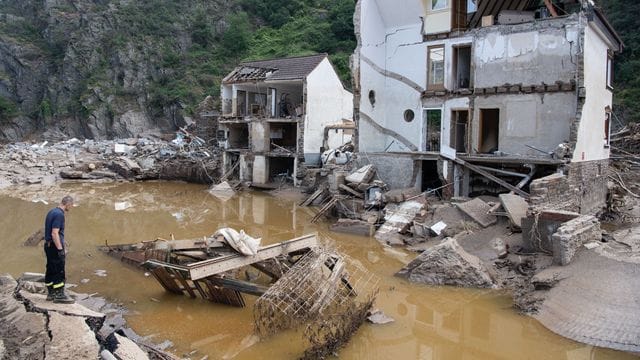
left=0, top=134, right=221, bottom=187
left=0, top=274, right=178, bottom=360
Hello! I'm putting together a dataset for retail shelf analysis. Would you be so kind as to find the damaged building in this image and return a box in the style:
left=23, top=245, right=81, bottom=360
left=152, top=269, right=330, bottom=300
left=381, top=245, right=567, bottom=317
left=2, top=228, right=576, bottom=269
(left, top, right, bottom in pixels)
left=218, top=54, right=353, bottom=186
left=352, top=0, right=622, bottom=214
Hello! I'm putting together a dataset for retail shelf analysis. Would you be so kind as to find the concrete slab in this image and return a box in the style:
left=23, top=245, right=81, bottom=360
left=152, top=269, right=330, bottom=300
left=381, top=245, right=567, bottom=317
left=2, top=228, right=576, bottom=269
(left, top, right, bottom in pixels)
left=0, top=276, right=49, bottom=359
left=375, top=201, right=425, bottom=244
left=114, top=333, right=150, bottom=360
left=19, top=290, right=105, bottom=318
left=499, top=194, right=528, bottom=228
left=455, top=198, right=497, bottom=228
left=45, top=312, right=101, bottom=360
left=346, top=164, right=375, bottom=184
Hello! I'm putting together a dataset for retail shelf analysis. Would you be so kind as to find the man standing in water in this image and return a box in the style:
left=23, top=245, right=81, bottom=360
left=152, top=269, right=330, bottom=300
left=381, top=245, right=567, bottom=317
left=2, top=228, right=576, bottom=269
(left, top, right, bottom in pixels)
left=44, top=195, right=75, bottom=303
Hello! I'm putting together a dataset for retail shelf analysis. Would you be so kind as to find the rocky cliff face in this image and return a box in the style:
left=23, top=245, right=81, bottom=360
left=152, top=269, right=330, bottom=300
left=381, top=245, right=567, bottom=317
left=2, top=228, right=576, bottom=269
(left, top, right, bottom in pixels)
left=0, top=0, right=233, bottom=141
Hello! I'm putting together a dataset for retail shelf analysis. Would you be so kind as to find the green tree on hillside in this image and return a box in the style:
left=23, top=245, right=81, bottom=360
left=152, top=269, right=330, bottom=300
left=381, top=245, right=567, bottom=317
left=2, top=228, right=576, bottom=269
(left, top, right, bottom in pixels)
left=598, top=0, right=640, bottom=124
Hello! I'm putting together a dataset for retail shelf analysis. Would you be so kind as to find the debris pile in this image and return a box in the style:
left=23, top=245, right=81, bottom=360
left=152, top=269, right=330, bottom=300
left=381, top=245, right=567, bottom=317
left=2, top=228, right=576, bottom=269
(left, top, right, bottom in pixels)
left=0, top=129, right=221, bottom=188
left=1, top=273, right=176, bottom=360
left=101, top=229, right=379, bottom=358
left=254, top=247, right=379, bottom=360
left=607, top=123, right=640, bottom=222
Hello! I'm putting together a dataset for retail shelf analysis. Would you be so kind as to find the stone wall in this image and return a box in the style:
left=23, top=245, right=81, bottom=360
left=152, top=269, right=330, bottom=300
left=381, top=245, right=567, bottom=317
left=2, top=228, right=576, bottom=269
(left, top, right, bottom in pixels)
left=529, top=173, right=579, bottom=212
left=568, top=159, right=609, bottom=215
left=529, top=159, right=609, bottom=215
left=551, top=215, right=601, bottom=265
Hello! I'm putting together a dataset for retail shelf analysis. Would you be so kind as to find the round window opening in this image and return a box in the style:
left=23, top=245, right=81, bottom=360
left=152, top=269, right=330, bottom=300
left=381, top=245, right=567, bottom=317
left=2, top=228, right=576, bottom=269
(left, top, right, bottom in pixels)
left=368, top=90, right=376, bottom=106
left=404, top=109, right=415, bottom=122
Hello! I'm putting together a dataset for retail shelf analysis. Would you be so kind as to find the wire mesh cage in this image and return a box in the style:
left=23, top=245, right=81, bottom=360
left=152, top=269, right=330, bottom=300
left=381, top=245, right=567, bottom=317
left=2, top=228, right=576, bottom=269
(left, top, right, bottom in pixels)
left=254, top=247, right=379, bottom=358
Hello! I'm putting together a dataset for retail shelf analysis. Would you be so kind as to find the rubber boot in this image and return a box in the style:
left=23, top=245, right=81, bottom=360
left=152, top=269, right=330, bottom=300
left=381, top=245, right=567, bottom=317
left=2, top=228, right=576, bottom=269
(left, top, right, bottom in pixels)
left=52, top=287, right=75, bottom=304
left=46, top=285, right=54, bottom=301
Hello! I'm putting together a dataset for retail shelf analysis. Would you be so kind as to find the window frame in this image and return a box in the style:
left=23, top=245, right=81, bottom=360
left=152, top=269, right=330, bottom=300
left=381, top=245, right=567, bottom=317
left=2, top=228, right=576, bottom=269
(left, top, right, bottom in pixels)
left=606, top=50, right=614, bottom=90
left=430, top=0, right=449, bottom=11
left=427, top=45, right=446, bottom=91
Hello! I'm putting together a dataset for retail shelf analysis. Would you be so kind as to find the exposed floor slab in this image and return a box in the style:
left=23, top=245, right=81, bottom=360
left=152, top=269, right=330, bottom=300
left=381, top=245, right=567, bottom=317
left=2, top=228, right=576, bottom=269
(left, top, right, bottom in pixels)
left=19, top=290, right=106, bottom=318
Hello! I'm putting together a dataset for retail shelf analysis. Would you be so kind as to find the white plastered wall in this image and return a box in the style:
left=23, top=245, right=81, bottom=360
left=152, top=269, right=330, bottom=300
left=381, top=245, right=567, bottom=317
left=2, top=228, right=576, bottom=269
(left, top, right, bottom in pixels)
left=304, top=58, right=353, bottom=162
left=571, top=24, right=613, bottom=162
left=358, top=0, right=427, bottom=153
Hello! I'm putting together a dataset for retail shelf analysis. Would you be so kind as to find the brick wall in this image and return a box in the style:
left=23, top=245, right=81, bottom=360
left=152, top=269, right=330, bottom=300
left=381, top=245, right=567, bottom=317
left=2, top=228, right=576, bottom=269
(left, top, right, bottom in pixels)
left=528, top=159, right=609, bottom=215
left=551, top=215, right=601, bottom=265
left=568, top=159, right=609, bottom=215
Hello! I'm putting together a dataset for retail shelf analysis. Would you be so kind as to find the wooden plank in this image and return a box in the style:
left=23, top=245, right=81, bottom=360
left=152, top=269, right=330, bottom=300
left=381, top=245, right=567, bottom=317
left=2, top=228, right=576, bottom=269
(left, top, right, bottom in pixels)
left=151, top=267, right=182, bottom=294
left=300, top=187, right=326, bottom=206
left=453, top=158, right=529, bottom=198
left=192, top=280, right=209, bottom=298
left=209, top=277, right=269, bottom=297
left=186, top=234, right=318, bottom=280
left=338, top=184, right=364, bottom=199
left=168, top=268, right=197, bottom=298
left=311, top=198, right=338, bottom=223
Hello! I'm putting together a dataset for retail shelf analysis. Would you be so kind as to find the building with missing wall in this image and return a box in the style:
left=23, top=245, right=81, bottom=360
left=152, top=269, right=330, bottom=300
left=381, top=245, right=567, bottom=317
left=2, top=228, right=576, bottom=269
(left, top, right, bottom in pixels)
left=218, top=54, right=353, bottom=186
left=352, top=0, right=622, bottom=215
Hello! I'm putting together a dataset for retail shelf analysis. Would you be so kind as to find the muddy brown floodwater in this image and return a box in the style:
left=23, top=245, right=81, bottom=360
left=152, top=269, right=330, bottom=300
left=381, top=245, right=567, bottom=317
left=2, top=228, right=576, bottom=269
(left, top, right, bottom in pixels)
left=0, top=181, right=636, bottom=360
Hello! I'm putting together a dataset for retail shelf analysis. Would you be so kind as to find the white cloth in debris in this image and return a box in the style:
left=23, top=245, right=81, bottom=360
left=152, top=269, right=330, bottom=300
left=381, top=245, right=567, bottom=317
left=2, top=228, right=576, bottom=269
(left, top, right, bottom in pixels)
left=214, top=228, right=261, bottom=256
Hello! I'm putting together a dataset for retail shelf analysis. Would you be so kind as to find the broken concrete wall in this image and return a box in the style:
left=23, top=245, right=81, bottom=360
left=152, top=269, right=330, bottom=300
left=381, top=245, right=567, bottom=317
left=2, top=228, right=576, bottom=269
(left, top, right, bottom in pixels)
left=568, top=159, right=609, bottom=215
left=472, top=93, right=576, bottom=156
left=522, top=210, right=580, bottom=252
left=529, top=160, right=608, bottom=215
left=472, top=15, right=580, bottom=88
left=354, top=153, right=417, bottom=189
left=551, top=215, right=601, bottom=265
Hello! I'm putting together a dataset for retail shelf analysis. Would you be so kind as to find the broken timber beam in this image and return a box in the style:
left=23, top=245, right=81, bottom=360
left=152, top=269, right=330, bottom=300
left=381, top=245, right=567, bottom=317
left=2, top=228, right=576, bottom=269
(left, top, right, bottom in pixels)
left=210, top=277, right=269, bottom=297
left=452, top=158, right=529, bottom=198
left=144, top=234, right=319, bottom=281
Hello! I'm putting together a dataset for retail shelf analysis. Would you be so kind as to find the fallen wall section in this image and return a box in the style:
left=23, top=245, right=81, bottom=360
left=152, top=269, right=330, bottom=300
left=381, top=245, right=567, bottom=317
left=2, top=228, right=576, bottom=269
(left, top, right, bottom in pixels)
left=551, top=215, right=601, bottom=266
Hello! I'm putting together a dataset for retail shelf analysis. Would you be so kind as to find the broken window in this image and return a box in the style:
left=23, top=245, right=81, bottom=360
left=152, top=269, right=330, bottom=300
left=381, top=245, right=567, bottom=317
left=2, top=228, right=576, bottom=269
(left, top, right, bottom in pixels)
left=451, top=110, right=469, bottom=152
left=606, top=51, right=614, bottom=90
left=428, top=46, right=445, bottom=90
left=236, top=90, right=247, bottom=116
left=453, top=45, right=471, bottom=89
left=423, top=109, right=442, bottom=151
left=479, top=109, right=499, bottom=154
left=431, top=0, right=448, bottom=10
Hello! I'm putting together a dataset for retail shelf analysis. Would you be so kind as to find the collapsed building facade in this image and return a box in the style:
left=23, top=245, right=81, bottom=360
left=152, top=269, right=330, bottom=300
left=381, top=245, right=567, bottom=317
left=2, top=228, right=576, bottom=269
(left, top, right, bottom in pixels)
left=352, top=0, right=622, bottom=215
left=218, top=54, right=353, bottom=186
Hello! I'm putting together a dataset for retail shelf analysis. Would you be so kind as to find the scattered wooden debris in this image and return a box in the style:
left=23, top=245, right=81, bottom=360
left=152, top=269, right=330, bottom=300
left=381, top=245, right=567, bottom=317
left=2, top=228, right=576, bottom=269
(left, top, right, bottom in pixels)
left=100, top=233, right=318, bottom=308
left=23, top=229, right=44, bottom=246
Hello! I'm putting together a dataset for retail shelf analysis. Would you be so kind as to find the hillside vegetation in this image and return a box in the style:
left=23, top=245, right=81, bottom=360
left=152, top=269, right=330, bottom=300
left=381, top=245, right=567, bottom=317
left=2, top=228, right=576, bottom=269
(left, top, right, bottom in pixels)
left=0, top=0, right=355, bottom=140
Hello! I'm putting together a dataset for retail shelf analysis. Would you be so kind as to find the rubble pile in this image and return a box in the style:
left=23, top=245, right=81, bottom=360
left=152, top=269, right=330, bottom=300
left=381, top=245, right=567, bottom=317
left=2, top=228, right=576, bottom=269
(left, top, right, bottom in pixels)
left=0, top=273, right=176, bottom=360
left=0, top=129, right=221, bottom=188
left=607, top=123, right=640, bottom=222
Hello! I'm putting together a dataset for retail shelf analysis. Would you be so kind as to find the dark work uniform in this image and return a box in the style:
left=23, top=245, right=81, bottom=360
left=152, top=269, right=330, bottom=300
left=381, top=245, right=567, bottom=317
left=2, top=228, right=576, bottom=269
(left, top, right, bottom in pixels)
left=44, top=207, right=66, bottom=289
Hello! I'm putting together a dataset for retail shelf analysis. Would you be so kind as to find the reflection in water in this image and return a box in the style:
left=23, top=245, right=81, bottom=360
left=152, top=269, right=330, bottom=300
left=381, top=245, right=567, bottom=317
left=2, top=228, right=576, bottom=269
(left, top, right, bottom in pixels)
left=0, top=182, right=634, bottom=360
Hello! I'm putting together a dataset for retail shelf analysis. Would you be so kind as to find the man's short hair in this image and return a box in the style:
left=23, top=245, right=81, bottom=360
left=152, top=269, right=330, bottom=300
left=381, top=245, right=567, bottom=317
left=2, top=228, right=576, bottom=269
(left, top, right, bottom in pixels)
left=61, top=196, right=74, bottom=205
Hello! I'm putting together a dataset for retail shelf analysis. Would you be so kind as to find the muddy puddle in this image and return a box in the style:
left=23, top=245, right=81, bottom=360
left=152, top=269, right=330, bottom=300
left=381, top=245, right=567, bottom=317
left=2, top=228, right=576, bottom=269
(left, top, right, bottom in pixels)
left=0, top=181, right=635, bottom=359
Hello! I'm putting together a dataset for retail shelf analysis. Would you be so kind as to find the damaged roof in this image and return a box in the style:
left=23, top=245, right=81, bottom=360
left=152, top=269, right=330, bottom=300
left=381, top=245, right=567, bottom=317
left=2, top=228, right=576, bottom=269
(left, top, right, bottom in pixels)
left=223, top=54, right=328, bottom=84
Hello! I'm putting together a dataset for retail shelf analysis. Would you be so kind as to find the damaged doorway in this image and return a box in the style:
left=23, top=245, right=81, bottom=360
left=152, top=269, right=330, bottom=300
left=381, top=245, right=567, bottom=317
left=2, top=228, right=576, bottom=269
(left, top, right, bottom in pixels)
left=423, top=108, right=442, bottom=152
left=422, top=160, right=443, bottom=195
left=479, top=109, right=499, bottom=153
left=451, top=110, right=469, bottom=153
left=269, top=157, right=294, bottom=183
